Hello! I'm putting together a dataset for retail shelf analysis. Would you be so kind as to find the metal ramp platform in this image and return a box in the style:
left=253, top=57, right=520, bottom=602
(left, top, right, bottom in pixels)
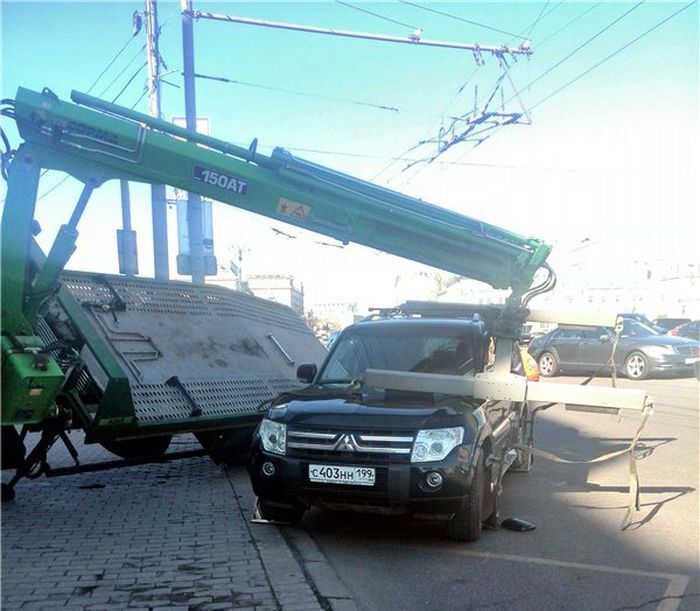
left=48, top=272, right=326, bottom=445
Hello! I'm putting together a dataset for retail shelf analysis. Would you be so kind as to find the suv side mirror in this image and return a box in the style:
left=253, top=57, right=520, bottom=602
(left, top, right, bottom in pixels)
left=599, top=334, right=610, bottom=343
left=296, top=363, right=317, bottom=383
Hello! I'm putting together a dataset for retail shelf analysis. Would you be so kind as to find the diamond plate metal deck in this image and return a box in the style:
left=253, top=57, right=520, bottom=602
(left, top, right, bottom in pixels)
left=58, top=272, right=326, bottom=431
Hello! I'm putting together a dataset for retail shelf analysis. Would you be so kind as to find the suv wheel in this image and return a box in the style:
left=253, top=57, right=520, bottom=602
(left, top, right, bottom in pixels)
left=624, top=351, right=650, bottom=380
left=257, top=499, right=306, bottom=525
left=446, top=452, right=483, bottom=542
left=537, top=352, right=558, bottom=377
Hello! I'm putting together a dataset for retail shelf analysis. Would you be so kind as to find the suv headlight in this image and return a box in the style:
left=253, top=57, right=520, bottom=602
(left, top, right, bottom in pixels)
left=411, top=427, right=464, bottom=463
left=259, top=419, right=287, bottom=455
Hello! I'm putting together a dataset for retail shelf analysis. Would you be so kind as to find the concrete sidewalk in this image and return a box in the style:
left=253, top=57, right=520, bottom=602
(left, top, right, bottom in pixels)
left=1, top=437, right=357, bottom=611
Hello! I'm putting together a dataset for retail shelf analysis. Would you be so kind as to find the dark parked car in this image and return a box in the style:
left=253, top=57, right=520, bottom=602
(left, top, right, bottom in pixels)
left=249, top=315, right=530, bottom=542
left=619, top=312, right=655, bottom=326
left=669, top=320, right=700, bottom=341
left=619, top=313, right=667, bottom=333
left=652, top=317, right=691, bottom=332
left=528, top=319, right=699, bottom=380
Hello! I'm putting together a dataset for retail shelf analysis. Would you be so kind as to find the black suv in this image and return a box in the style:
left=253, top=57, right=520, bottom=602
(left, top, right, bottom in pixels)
left=249, top=315, right=530, bottom=542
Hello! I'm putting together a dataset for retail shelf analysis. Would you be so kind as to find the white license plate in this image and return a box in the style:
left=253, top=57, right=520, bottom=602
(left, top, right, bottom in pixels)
left=685, top=357, right=699, bottom=364
left=308, top=464, right=375, bottom=486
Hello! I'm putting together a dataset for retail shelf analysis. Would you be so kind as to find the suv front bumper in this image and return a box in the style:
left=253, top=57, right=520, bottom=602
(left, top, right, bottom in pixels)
left=249, top=444, right=477, bottom=515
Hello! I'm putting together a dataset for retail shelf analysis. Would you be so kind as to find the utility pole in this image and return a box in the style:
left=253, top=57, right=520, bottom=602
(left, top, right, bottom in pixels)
left=180, top=0, right=206, bottom=284
left=145, top=0, right=169, bottom=280
left=117, top=12, right=143, bottom=278
left=117, top=180, right=138, bottom=276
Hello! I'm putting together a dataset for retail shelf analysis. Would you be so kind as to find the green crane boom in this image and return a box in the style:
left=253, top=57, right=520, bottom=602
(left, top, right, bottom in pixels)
left=5, top=87, right=551, bottom=311
left=0, top=87, right=553, bottom=487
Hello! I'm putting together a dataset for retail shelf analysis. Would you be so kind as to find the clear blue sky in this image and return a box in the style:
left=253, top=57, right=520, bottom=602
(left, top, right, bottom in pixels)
left=1, top=1, right=698, bottom=308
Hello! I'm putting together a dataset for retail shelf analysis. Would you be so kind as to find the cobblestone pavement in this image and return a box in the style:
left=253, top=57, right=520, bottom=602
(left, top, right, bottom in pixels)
left=1, top=435, right=356, bottom=611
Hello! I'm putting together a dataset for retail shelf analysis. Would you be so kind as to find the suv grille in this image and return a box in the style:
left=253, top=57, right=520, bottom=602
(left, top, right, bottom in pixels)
left=287, top=427, right=414, bottom=462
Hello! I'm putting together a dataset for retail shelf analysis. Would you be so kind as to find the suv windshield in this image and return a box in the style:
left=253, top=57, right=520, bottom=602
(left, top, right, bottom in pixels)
left=318, top=323, right=479, bottom=383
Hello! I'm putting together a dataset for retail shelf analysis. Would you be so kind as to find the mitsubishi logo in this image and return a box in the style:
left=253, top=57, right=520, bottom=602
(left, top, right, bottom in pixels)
left=335, top=433, right=359, bottom=452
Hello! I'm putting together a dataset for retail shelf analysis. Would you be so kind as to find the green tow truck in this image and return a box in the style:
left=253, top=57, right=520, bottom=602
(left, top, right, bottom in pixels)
left=1, top=87, right=646, bottom=504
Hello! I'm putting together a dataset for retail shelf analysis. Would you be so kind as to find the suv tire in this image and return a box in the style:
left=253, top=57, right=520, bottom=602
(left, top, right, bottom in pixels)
left=258, top=499, right=306, bottom=525
left=446, top=452, right=484, bottom=542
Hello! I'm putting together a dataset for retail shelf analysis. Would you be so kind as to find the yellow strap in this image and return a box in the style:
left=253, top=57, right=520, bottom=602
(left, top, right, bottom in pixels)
left=517, top=407, right=651, bottom=529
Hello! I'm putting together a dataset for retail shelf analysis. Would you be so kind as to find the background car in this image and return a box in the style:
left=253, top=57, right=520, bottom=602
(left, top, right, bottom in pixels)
left=528, top=319, right=699, bottom=380
left=668, top=320, right=700, bottom=341
left=619, top=312, right=655, bottom=326
left=652, top=317, right=691, bottom=332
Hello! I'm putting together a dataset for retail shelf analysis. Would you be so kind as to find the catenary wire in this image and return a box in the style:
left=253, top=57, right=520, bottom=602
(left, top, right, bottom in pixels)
left=537, top=1, right=604, bottom=48
left=372, top=65, right=482, bottom=181
left=379, top=1, right=547, bottom=184
left=193, top=72, right=400, bottom=113
left=283, top=145, right=589, bottom=173
left=397, top=1, right=522, bottom=39
left=335, top=0, right=419, bottom=31
left=525, top=1, right=552, bottom=39
left=413, top=0, right=696, bottom=186
left=505, top=1, right=645, bottom=106
left=526, top=0, right=697, bottom=113
left=407, top=1, right=640, bottom=181
left=191, top=71, right=465, bottom=119
left=542, top=0, right=566, bottom=22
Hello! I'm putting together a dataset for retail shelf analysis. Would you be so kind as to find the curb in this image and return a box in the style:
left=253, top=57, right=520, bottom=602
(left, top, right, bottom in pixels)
left=226, top=466, right=359, bottom=611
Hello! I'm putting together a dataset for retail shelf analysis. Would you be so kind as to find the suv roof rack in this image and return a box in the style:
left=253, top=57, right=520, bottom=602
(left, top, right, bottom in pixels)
left=367, top=301, right=505, bottom=322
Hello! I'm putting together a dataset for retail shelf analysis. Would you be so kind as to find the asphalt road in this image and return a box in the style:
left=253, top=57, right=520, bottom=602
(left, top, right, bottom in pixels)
left=291, top=375, right=700, bottom=611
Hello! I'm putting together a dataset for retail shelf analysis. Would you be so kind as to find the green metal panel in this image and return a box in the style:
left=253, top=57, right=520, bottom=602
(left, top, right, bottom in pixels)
left=54, top=284, right=137, bottom=438
left=1, top=335, right=64, bottom=424
left=0, top=149, right=42, bottom=335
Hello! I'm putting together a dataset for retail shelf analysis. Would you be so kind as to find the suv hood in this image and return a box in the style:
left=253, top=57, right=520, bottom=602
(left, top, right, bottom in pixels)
left=266, top=397, right=469, bottom=430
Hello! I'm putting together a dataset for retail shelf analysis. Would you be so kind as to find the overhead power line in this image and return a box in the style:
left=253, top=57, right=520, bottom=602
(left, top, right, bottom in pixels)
left=192, top=71, right=462, bottom=120
left=506, top=1, right=645, bottom=106
left=397, top=1, right=523, bottom=39
left=373, top=64, right=483, bottom=182
left=527, top=0, right=697, bottom=113
left=193, top=72, right=400, bottom=113
left=8, top=30, right=149, bottom=205
left=283, top=145, right=589, bottom=173
left=131, top=86, right=149, bottom=110
left=97, top=44, right=147, bottom=98
left=525, top=1, right=552, bottom=39
left=336, top=0, right=419, bottom=31
left=537, top=1, right=604, bottom=48
left=542, top=1, right=566, bottom=23
left=111, top=62, right=147, bottom=104
left=417, top=0, right=697, bottom=187
left=85, top=32, right=139, bottom=94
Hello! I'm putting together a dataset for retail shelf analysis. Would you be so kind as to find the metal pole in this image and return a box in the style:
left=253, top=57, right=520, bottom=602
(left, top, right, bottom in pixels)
left=181, top=0, right=205, bottom=284
left=118, top=180, right=138, bottom=276
left=120, top=180, right=133, bottom=233
left=145, top=0, right=169, bottom=280
left=194, top=11, right=533, bottom=57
